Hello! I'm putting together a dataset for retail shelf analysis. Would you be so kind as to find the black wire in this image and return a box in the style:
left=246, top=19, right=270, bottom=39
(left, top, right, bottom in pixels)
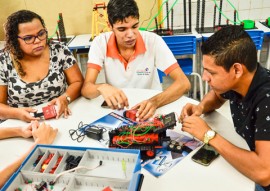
left=69, top=121, right=108, bottom=143
left=140, top=0, right=157, bottom=28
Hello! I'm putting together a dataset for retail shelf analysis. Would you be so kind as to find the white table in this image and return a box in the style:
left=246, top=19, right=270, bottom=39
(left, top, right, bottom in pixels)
left=68, top=34, right=92, bottom=50
left=0, top=88, right=254, bottom=191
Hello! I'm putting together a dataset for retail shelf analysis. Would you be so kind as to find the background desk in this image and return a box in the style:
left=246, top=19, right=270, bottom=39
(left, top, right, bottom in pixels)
left=0, top=89, right=254, bottom=191
left=68, top=34, right=92, bottom=73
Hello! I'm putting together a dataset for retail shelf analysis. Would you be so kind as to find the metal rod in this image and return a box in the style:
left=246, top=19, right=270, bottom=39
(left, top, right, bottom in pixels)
left=213, top=5, right=216, bottom=28
left=196, top=0, right=200, bottom=29
left=166, top=2, right=169, bottom=30
left=189, top=0, right=192, bottom=32
left=218, top=0, right=223, bottom=26
left=171, top=8, right=174, bottom=34
left=184, top=0, right=187, bottom=32
left=201, top=0, right=205, bottom=31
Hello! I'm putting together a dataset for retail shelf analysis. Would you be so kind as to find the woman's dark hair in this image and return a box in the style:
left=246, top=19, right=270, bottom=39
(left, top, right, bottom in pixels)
left=201, top=25, right=257, bottom=72
left=4, top=10, right=46, bottom=76
left=107, top=0, right=139, bottom=26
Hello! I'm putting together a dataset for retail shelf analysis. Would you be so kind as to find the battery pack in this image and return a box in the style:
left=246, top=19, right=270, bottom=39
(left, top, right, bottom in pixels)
left=42, top=105, right=57, bottom=120
left=85, top=127, right=103, bottom=140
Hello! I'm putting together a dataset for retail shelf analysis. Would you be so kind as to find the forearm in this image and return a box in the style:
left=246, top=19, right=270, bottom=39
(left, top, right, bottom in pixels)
left=198, top=90, right=224, bottom=114
left=149, top=76, right=190, bottom=108
left=0, top=128, right=23, bottom=139
left=81, top=82, right=106, bottom=99
left=64, top=81, right=83, bottom=102
left=0, top=104, right=19, bottom=120
left=210, top=135, right=270, bottom=186
left=0, top=143, right=36, bottom=189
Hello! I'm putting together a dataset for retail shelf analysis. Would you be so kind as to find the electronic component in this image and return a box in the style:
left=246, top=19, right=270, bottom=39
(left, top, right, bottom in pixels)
left=33, top=105, right=57, bottom=120
left=109, top=112, right=176, bottom=159
left=33, top=154, right=44, bottom=167
left=167, top=140, right=183, bottom=153
left=85, top=126, right=103, bottom=140
left=49, top=156, right=63, bottom=174
left=40, top=153, right=54, bottom=172
left=42, top=105, right=57, bottom=119
left=35, top=181, right=47, bottom=191
left=65, top=155, right=82, bottom=170
left=123, top=109, right=137, bottom=121
left=167, top=140, right=193, bottom=154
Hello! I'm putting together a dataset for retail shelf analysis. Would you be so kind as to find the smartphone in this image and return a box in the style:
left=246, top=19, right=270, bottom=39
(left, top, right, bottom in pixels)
left=101, top=100, right=110, bottom=108
left=191, top=144, right=219, bottom=166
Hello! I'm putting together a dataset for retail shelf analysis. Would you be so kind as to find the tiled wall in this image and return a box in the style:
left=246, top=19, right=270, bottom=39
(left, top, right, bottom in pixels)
left=163, top=0, right=270, bottom=28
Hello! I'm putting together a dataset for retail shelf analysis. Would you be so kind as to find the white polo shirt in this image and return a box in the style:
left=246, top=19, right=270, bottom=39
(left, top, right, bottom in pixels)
left=87, top=31, right=179, bottom=90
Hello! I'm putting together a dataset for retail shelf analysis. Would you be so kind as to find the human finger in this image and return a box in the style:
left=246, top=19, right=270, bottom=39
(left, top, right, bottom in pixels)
left=119, top=91, right=129, bottom=108
left=141, top=107, right=155, bottom=121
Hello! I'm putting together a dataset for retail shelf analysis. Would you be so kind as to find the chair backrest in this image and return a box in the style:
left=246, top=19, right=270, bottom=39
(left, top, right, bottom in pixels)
left=158, top=35, right=197, bottom=83
left=202, top=29, right=264, bottom=51
left=245, top=30, right=264, bottom=50
left=162, top=35, right=197, bottom=56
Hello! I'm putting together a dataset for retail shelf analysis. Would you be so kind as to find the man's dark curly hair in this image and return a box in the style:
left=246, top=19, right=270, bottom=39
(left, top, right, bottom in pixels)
left=107, top=0, right=139, bottom=26
left=4, top=10, right=46, bottom=76
left=201, top=25, right=257, bottom=72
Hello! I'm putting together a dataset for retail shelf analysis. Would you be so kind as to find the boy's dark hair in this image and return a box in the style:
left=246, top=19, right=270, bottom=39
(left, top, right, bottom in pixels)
left=107, top=0, right=139, bottom=26
left=201, top=25, right=257, bottom=72
left=4, top=10, right=46, bottom=60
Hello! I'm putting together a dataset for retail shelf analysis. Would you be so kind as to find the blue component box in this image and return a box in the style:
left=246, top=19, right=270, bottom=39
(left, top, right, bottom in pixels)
left=3, top=145, right=142, bottom=191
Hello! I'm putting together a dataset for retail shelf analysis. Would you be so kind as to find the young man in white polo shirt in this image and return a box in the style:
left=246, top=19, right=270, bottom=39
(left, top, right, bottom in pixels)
left=81, top=0, right=190, bottom=121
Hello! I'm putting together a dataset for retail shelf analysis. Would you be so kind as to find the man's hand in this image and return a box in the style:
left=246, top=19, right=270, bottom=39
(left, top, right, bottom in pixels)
left=98, top=84, right=129, bottom=109
left=179, top=103, right=203, bottom=123
left=132, top=99, right=158, bottom=121
left=181, top=116, right=210, bottom=141
left=32, top=122, right=58, bottom=145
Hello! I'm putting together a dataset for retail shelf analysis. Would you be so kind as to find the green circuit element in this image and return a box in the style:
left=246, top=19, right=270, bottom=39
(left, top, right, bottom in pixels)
left=268, top=17, right=270, bottom=27
left=242, top=20, right=255, bottom=29
left=213, top=0, right=242, bottom=25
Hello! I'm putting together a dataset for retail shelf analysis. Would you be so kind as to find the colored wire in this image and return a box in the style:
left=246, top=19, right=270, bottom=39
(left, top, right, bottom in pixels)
left=47, top=14, right=61, bottom=41
left=148, top=0, right=180, bottom=31
left=146, top=0, right=169, bottom=30
left=213, top=0, right=242, bottom=24
left=140, top=0, right=157, bottom=28
left=51, top=161, right=102, bottom=185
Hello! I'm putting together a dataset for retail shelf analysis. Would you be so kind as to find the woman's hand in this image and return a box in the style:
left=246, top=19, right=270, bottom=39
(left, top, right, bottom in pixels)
left=48, top=96, right=71, bottom=119
left=17, top=107, right=40, bottom=122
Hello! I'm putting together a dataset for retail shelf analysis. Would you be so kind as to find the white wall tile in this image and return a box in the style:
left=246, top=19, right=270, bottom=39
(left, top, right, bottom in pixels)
left=262, top=8, right=270, bottom=20
left=249, top=8, right=263, bottom=20
left=166, top=0, right=269, bottom=28
left=250, top=0, right=263, bottom=9
left=238, top=10, right=250, bottom=21
left=263, top=0, right=270, bottom=8
left=238, top=0, right=251, bottom=10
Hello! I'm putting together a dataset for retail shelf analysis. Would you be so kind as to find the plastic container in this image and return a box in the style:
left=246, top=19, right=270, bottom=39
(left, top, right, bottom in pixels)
left=242, top=20, right=255, bottom=29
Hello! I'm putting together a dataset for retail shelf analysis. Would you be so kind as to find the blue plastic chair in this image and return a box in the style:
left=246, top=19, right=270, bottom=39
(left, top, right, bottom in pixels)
left=160, top=35, right=203, bottom=100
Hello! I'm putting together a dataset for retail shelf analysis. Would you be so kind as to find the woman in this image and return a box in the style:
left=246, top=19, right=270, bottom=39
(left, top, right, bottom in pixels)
left=0, top=10, right=84, bottom=122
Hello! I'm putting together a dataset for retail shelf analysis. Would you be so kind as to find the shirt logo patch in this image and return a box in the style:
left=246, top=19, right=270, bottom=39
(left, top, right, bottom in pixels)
left=136, top=68, right=151, bottom=76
